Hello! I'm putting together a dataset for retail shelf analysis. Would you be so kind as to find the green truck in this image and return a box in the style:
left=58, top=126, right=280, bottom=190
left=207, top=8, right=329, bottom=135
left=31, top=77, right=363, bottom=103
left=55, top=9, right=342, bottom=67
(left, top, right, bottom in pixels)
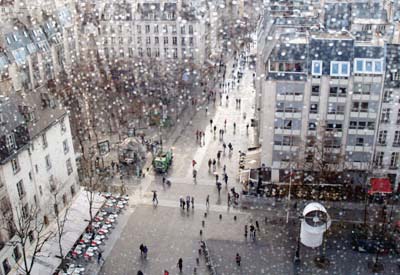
left=152, top=150, right=173, bottom=173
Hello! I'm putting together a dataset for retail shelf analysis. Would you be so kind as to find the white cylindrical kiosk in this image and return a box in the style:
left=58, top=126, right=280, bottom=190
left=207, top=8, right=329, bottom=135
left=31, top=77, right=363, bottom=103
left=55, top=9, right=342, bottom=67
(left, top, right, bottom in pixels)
left=300, top=202, right=331, bottom=248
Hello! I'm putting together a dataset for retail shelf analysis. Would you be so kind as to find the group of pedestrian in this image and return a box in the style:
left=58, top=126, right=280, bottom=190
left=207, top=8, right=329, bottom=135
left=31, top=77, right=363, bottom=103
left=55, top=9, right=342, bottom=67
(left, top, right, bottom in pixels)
left=195, top=130, right=205, bottom=146
left=244, top=220, right=260, bottom=241
left=219, top=128, right=225, bottom=140
left=208, top=158, right=217, bottom=172
left=179, top=195, right=194, bottom=210
left=139, top=244, right=148, bottom=259
left=235, top=98, right=242, bottom=108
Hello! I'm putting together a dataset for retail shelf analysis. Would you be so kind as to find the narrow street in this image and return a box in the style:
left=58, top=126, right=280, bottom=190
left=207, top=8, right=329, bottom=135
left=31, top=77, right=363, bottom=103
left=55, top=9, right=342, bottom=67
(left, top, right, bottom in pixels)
left=97, top=52, right=258, bottom=274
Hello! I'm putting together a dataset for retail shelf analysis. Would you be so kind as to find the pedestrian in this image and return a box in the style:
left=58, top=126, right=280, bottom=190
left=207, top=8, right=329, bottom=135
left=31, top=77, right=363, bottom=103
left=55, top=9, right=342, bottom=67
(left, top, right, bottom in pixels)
left=224, top=173, right=228, bottom=185
left=192, top=159, right=197, bottom=168
left=223, top=165, right=226, bottom=174
left=223, top=142, right=226, bottom=152
left=193, top=169, right=197, bottom=180
left=97, top=250, right=103, bottom=264
left=246, top=124, right=249, bottom=133
left=236, top=253, right=241, bottom=266
left=213, top=125, right=217, bottom=134
left=140, top=244, right=144, bottom=255
left=224, top=119, right=227, bottom=129
left=186, top=195, right=191, bottom=210
left=206, top=195, right=210, bottom=207
left=203, top=132, right=205, bottom=145
left=244, top=225, right=248, bottom=238
left=152, top=191, right=158, bottom=206
left=256, top=220, right=260, bottom=231
left=210, top=119, right=213, bottom=127
left=249, top=224, right=255, bottom=240
left=208, top=159, right=212, bottom=170
left=205, top=106, right=208, bottom=115
left=162, top=176, right=166, bottom=184
left=215, top=174, right=219, bottom=182
left=221, top=129, right=224, bottom=138
left=191, top=196, right=194, bottom=208
left=212, top=159, right=216, bottom=171
left=137, top=271, right=144, bottom=275
left=177, top=258, right=183, bottom=272
left=217, top=151, right=221, bottom=162
left=233, top=122, right=236, bottom=132
left=227, top=192, right=231, bottom=206
left=143, top=245, right=148, bottom=259
left=179, top=196, right=183, bottom=208
left=228, top=143, right=233, bottom=152
left=217, top=182, right=222, bottom=195
left=111, top=161, right=115, bottom=171
left=196, top=130, right=199, bottom=141
left=182, top=200, right=186, bottom=209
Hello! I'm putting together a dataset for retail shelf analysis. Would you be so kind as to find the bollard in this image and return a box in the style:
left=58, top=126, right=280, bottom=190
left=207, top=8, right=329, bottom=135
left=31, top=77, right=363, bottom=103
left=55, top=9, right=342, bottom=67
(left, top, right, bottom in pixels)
left=200, top=229, right=203, bottom=236
left=204, top=212, right=207, bottom=218
left=234, top=215, right=237, bottom=221
left=202, top=220, right=205, bottom=227
left=196, top=258, right=200, bottom=265
left=219, top=214, right=222, bottom=220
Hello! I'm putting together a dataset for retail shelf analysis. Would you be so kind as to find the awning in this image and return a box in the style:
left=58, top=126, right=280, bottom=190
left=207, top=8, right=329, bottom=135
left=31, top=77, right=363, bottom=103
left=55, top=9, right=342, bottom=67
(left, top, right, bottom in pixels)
left=368, top=178, right=392, bottom=195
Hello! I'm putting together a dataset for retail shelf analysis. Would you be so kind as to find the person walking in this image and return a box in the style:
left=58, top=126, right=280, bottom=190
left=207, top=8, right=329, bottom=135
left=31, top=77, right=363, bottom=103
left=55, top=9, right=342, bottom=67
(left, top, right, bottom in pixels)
left=212, top=159, right=216, bottom=171
left=179, top=196, right=183, bottom=208
left=192, top=159, right=197, bottom=168
left=210, top=119, right=213, bottom=128
left=244, top=225, right=248, bottom=238
left=228, top=143, right=233, bottom=152
left=152, top=191, right=158, bottom=206
left=177, top=258, right=183, bottom=272
left=223, top=165, right=226, bottom=175
left=223, top=142, right=226, bottom=153
left=217, top=182, right=222, bottom=196
left=140, top=244, right=144, bottom=255
left=217, top=151, right=221, bottom=162
left=143, top=245, right=148, bottom=259
left=224, top=119, right=227, bottom=129
left=227, top=192, right=231, bottom=207
left=213, top=125, right=217, bottom=134
left=191, top=196, right=194, bottom=209
left=208, top=159, right=212, bottom=171
left=137, top=271, right=144, bottom=275
left=236, top=253, right=241, bottom=266
left=182, top=199, right=186, bottom=209
left=203, top=132, right=205, bottom=145
left=186, top=195, right=191, bottom=210
left=256, top=220, right=260, bottom=231
left=224, top=173, right=228, bottom=185
left=193, top=169, right=197, bottom=180
left=205, top=106, right=208, bottom=115
left=246, top=124, right=249, bottom=133
left=206, top=195, right=210, bottom=207
left=215, top=174, right=219, bottom=183
left=97, top=250, right=104, bottom=264
left=196, top=130, right=199, bottom=141
left=233, top=122, right=236, bottom=132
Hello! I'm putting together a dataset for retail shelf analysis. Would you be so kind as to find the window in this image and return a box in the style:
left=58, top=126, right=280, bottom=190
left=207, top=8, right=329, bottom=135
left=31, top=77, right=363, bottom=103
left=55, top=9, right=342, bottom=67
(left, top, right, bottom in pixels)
left=66, top=158, right=73, bottom=175
left=311, top=85, right=320, bottom=96
left=374, top=152, right=384, bottom=167
left=378, top=130, right=387, bottom=145
left=154, top=25, right=159, bottom=33
left=352, top=102, right=369, bottom=112
left=42, top=133, right=48, bottom=148
left=390, top=152, right=399, bottom=168
left=146, top=37, right=151, bottom=45
left=164, top=37, right=168, bottom=45
left=173, top=48, right=178, bottom=58
left=393, top=131, right=400, bottom=147
left=137, top=36, right=142, bottom=45
left=136, top=25, right=141, bottom=34
left=22, top=203, right=28, bottom=219
left=189, top=37, right=194, bottom=46
left=283, top=119, right=292, bottom=129
left=329, top=87, right=347, bottom=97
left=16, top=180, right=24, bottom=199
left=119, top=37, right=123, bottom=45
left=181, top=37, right=186, bottom=46
left=330, top=61, right=350, bottom=77
left=155, top=37, right=159, bottom=44
left=381, top=108, right=391, bottom=123
left=172, top=25, right=177, bottom=34
left=354, top=59, right=383, bottom=74
left=310, top=104, right=318, bottom=114
left=45, top=155, right=51, bottom=170
left=11, top=157, right=19, bottom=173
left=311, top=60, right=322, bottom=75
left=282, top=136, right=293, bottom=146
left=138, top=47, right=143, bottom=57
left=326, top=123, right=342, bottom=131
left=128, top=48, right=133, bottom=58
left=308, top=122, right=316, bottom=130
left=172, top=37, right=177, bottom=46
left=146, top=48, right=151, bottom=57
left=163, top=25, right=168, bottom=33
left=189, top=25, right=193, bottom=34
left=383, top=90, right=393, bottom=103
left=63, top=140, right=69, bottom=154
left=155, top=48, right=160, bottom=57
left=5, top=134, right=15, bottom=150
left=145, top=25, right=150, bottom=33
left=3, top=259, right=11, bottom=274
left=181, top=26, right=185, bottom=34
left=13, top=246, right=21, bottom=261
left=60, top=117, right=66, bottom=132
left=355, top=137, right=364, bottom=146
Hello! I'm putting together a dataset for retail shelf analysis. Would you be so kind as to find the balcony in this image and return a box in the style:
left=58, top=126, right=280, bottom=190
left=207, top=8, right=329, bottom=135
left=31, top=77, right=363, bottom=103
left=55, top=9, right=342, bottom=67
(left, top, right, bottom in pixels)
left=275, top=112, right=302, bottom=119
left=274, top=129, right=301, bottom=135
left=350, top=112, right=377, bottom=119
left=327, top=114, right=345, bottom=121
left=346, top=145, right=372, bottom=152
left=348, top=129, right=375, bottom=135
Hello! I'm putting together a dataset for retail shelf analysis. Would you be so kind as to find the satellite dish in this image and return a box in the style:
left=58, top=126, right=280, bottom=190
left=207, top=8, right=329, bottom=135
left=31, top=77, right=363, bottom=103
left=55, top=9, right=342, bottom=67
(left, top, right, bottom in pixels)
left=300, top=202, right=331, bottom=248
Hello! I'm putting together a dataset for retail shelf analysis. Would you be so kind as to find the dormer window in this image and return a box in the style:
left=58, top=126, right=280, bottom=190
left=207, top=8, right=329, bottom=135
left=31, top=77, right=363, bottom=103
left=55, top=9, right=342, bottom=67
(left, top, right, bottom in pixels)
left=330, top=61, right=350, bottom=77
left=311, top=60, right=322, bottom=76
left=354, top=58, right=383, bottom=74
left=5, top=134, right=15, bottom=150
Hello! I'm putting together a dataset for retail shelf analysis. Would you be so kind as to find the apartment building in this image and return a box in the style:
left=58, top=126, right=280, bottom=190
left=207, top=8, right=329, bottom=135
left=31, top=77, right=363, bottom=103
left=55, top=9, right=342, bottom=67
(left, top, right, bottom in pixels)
left=256, top=0, right=400, bottom=190
left=0, top=94, right=78, bottom=275
left=98, top=0, right=207, bottom=64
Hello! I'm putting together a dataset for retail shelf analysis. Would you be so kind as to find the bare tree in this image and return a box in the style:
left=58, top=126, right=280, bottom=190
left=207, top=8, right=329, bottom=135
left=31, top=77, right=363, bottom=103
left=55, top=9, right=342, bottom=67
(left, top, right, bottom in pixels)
left=52, top=192, right=69, bottom=262
left=2, top=205, right=52, bottom=275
